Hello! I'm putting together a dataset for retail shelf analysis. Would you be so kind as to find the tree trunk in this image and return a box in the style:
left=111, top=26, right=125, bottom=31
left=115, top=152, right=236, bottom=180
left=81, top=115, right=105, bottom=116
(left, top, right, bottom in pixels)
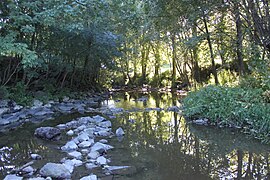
left=171, top=33, right=177, bottom=89
left=203, top=14, right=219, bottom=85
left=235, top=2, right=245, bottom=76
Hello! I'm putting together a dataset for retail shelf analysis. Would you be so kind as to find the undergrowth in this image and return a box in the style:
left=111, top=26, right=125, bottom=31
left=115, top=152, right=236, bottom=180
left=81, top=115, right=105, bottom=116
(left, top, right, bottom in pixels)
left=182, top=85, right=270, bottom=144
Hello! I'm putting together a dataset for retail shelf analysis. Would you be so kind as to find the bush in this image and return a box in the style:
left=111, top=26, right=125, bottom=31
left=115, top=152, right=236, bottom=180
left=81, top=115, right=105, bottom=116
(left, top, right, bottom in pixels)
left=182, top=85, right=270, bottom=143
left=0, top=86, right=10, bottom=99
left=9, top=82, right=33, bottom=106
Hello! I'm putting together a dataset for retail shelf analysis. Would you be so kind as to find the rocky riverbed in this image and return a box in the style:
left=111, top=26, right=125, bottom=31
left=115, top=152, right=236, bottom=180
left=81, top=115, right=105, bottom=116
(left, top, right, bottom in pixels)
left=0, top=93, right=184, bottom=179
left=3, top=114, right=137, bottom=180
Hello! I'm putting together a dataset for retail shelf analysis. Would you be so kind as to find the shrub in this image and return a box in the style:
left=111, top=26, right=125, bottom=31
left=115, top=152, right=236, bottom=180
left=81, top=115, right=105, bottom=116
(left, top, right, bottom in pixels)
left=0, top=86, right=10, bottom=99
left=182, top=85, right=270, bottom=143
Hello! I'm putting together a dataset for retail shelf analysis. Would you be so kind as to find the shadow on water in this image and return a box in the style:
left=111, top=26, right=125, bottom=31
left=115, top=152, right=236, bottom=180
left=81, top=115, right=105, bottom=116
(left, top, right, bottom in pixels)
left=0, top=91, right=269, bottom=179
left=106, top=91, right=270, bottom=180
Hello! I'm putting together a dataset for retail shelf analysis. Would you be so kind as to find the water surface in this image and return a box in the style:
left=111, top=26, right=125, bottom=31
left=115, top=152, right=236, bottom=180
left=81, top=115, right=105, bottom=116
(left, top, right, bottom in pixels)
left=0, top=91, right=269, bottom=179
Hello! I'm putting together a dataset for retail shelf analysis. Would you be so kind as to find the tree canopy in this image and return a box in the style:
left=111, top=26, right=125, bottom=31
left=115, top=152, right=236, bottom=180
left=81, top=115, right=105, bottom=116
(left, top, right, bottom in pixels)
left=0, top=0, right=269, bottom=90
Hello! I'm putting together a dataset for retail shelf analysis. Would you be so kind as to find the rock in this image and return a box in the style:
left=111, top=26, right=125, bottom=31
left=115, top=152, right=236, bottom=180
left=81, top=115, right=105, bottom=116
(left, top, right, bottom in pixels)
left=77, top=133, right=90, bottom=142
left=34, top=127, right=61, bottom=141
left=78, top=140, right=94, bottom=148
left=110, top=108, right=124, bottom=114
left=30, top=154, right=42, bottom=160
left=115, top=127, right=125, bottom=136
left=62, top=159, right=82, bottom=173
left=40, top=163, right=71, bottom=179
left=0, top=108, right=9, bottom=116
left=106, top=166, right=137, bottom=175
left=63, top=96, right=70, bottom=102
left=4, top=174, right=23, bottom=180
left=87, top=151, right=100, bottom=159
left=80, top=174, right=97, bottom=180
left=65, top=120, right=79, bottom=129
left=57, top=104, right=73, bottom=113
left=21, top=166, right=35, bottom=176
left=167, top=106, right=179, bottom=112
left=91, top=142, right=113, bottom=153
left=56, top=124, right=67, bottom=130
left=95, top=130, right=111, bottom=137
left=61, top=140, right=78, bottom=151
left=99, top=139, right=108, bottom=144
left=13, top=105, right=23, bottom=111
left=98, top=121, right=112, bottom=128
left=78, top=116, right=94, bottom=124
left=71, top=159, right=83, bottom=166
left=96, top=156, right=107, bottom=165
left=81, top=149, right=89, bottom=154
left=77, top=125, right=87, bottom=131
left=66, top=130, right=74, bottom=136
left=85, top=163, right=98, bottom=170
left=83, top=128, right=95, bottom=137
left=68, top=151, right=82, bottom=159
left=32, top=100, right=43, bottom=108
left=193, top=118, right=208, bottom=126
left=92, top=115, right=106, bottom=123
left=28, top=177, right=46, bottom=180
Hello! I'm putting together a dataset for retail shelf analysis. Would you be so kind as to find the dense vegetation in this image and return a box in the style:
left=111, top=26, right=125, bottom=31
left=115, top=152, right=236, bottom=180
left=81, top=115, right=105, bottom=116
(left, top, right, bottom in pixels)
left=0, top=1, right=269, bottom=140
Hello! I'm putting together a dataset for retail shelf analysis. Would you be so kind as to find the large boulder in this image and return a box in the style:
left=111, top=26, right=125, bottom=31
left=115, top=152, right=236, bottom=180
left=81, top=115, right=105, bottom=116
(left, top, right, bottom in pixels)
left=39, top=163, right=71, bottom=179
left=34, top=127, right=61, bottom=140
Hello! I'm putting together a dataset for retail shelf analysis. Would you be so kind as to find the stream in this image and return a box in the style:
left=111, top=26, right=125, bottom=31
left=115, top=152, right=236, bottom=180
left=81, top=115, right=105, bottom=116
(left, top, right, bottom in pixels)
left=0, top=91, right=269, bottom=179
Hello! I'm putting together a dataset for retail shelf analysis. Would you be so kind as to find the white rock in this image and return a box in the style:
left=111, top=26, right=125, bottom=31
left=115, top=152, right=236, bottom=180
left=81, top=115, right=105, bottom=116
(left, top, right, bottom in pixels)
left=66, top=130, right=74, bottom=136
left=83, top=128, right=95, bottom=137
left=71, top=159, right=83, bottom=166
left=87, top=151, right=100, bottom=159
left=61, top=141, right=78, bottom=151
left=95, top=130, right=111, bottom=137
left=85, top=163, right=98, bottom=170
left=81, top=149, right=90, bottom=154
left=92, top=115, right=106, bottom=123
left=39, top=163, right=71, bottom=179
left=99, top=139, right=108, bottom=144
left=116, top=127, right=125, bottom=136
left=77, top=125, right=87, bottom=131
left=56, top=124, right=67, bottom=130
left=91, top=142, right=114, bottom=152
left=22, top=166, right=35, bottom=174
left=32, top=99, right=43, bottom=108
left=96, top=156, right=107, bottom=165
left=77, top=133, right=90, bottom=142
left=98, top=120, right=112, bottom=128
left=78, top=116, right=94, bottom=124
left=68, top=151, right=82, bottom=159
left=62, top=160, right=75, bottom=173
left=30, top=153, right=42, bottom=160
left=80, top=174, right=97, bottom=180
left=78, top=139, right=94, bottom=148
left=28, top=178, right=46, bottom=180
left=4, top=174, right=23, bottom=180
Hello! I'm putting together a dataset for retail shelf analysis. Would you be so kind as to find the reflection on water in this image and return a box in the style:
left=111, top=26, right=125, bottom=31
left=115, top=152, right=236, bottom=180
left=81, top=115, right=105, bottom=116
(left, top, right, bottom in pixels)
left=106, top=92, right=270, bottom=180
left=0, top=92, right=269, bottom=179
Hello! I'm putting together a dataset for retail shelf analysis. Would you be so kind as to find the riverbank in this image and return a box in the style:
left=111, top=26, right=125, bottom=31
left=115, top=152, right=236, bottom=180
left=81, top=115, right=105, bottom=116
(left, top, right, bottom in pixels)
left=182, top=85, right=270, bottom=144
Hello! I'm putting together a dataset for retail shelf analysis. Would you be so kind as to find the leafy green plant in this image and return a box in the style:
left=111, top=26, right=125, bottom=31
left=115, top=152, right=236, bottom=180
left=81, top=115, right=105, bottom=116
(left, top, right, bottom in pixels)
left=9, top=82, right=33, bottom=106
left=182, top=85, right=270, bottom=143
left=0, top=86, right=10, bottom=99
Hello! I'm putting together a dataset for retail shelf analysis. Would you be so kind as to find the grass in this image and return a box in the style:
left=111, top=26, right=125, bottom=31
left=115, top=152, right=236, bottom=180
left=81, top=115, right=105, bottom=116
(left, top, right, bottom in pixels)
left=182, top=85, right=270, bottom=144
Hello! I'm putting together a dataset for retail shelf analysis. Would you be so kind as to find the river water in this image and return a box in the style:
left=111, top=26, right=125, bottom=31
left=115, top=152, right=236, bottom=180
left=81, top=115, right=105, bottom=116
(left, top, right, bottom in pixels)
left=0, top=91, right=269, bottom=179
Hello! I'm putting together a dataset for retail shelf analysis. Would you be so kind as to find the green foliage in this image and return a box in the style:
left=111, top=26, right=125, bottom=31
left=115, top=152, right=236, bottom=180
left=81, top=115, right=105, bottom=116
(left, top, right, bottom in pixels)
left=0, top=86, right=9, bottom=99
left=9, top=82, right=33, bottom=106
left=182, top=85, right=270, bottom=143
